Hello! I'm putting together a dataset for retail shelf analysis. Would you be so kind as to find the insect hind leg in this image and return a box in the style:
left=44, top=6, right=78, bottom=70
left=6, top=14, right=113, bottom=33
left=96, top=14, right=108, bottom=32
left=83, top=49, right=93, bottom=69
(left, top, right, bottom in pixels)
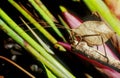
left=100, top=35, right=109, bottom=63
left=82, top=34, right=109, bottom=63
left=95, top=34, right=109, bottom=63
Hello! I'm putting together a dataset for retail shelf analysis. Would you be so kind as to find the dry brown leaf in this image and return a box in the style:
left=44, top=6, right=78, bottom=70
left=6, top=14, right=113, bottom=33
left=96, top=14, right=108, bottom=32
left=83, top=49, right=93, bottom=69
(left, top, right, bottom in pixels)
left=73, top=41, right=120, bottom=71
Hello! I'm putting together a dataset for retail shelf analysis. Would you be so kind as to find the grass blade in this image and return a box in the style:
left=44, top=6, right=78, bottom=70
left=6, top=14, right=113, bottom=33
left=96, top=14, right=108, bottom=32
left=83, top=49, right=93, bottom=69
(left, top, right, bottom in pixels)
left=28, top=0, right=67, bottom=42
left=34, top=0, right=57, bottom=22
left=0, top=8, right=75, bottom=78
left=8, top=0, right=66, bottom=51
left=19, top=17, right=54, bottom=55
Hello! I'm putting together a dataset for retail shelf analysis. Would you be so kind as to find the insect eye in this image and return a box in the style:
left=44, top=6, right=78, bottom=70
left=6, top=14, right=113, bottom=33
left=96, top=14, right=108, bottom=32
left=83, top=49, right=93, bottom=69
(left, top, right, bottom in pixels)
left=75, top=36, right=82, bottom=42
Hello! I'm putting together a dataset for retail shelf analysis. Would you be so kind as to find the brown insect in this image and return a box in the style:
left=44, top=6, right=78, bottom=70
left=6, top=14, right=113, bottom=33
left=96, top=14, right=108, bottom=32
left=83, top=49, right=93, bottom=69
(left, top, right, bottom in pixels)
left=69, top=20, right=116, bottom=64
left=71, top=21, right=115, bottom=46
left=70, top=21, right=120, bottom=72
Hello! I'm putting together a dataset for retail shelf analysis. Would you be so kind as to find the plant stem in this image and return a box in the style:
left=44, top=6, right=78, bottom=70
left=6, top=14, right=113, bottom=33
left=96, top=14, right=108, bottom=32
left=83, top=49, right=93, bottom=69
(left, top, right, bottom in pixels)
left=28, top=0, right=67, bottom=42
left=8, top=0, right=66, bottom=51
left=19, top=17, right=54, bottom=55
left=34, top=0, right=57, bottom=22
left=58, top=15, right=71, bottom=34
left=0, top=56, right=35, bottom=78
left=74, top=41, right=120, bottom=72
left=0, top=19, right=75, bottom=78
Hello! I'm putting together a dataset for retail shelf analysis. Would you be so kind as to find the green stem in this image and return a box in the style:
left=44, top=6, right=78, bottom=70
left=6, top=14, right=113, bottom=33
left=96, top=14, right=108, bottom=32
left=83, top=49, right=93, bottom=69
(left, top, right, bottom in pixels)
left=20, top=17, right=54, bottom=54
left=34, top=0, right=57, bottom=22
left=28, top=0, right=66, bottom=42
left=0, top=8, right=75, bottom=78
left=83, top=0, right=120, bottom=36
left=0, top=19, right=66, bottom=77
left=43, top=65, right=57, bottom=78
left=8, top=0, right=66, bottom=51
left=58, top=15, right=71, bottom=34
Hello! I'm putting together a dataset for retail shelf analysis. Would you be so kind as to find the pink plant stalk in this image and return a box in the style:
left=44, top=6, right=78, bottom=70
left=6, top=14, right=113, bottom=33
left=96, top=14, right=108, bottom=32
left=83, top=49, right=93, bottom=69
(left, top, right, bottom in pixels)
left=59, top=5, right=83, bottom=29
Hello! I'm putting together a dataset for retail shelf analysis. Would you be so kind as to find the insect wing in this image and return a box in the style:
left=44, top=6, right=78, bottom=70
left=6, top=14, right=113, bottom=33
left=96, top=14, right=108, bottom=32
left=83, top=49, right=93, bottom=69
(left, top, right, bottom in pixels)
left=72, top=21, right=114, bottom=46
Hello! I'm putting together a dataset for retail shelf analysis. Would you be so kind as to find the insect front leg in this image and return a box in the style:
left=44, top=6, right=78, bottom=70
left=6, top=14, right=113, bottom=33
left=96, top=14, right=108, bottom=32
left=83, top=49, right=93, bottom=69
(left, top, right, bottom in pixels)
left=70, top=32, right=83, bottom=49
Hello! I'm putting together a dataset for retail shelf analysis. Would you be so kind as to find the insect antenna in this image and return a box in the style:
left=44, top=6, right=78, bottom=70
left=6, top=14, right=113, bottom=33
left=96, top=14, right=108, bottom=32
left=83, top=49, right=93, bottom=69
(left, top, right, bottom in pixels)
left=18, top=18, right=75, bottom=44
left=55, top=26, right=77, bottom=44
